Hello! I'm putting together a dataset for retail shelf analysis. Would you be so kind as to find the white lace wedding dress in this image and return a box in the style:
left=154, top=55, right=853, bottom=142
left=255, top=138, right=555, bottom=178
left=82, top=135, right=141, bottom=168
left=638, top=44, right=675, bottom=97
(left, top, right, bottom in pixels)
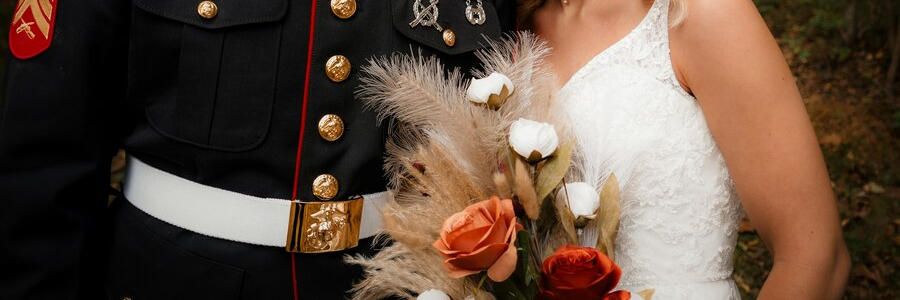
left=558, top=0, right=744, bottom=298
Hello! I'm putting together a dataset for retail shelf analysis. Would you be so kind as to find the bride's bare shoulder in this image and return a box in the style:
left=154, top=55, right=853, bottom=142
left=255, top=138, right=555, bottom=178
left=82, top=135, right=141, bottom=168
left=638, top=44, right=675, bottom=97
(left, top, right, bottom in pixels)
left=669, top=0, right=784, bottom=94
left=671, top=0, right=771, bottom=42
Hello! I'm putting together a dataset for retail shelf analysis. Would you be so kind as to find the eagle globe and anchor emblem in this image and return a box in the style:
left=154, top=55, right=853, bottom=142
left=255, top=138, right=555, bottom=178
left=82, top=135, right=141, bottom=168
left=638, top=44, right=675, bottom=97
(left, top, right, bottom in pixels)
left=303, top=203, right=351, bottom=251
left=292, top=196, right=365, bottom=253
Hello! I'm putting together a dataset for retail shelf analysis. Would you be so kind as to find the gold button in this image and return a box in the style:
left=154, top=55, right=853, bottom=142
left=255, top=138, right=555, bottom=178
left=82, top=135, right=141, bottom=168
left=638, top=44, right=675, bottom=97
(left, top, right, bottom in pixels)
left=331, top=0, right=357, bottom=19
left=318, top=114, right=345, bottom=142
left=197, top=1, right=218, bottom=19
left=325, top=55, right=351, bottom=82
left=312, top=174, right=339, bottom=200
left=442, top=29, right=456, bottom=47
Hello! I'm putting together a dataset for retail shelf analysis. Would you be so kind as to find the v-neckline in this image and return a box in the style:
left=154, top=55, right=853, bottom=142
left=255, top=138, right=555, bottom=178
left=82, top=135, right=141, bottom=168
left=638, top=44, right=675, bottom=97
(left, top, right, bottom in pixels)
left=556, top=0, right=660, bottom=93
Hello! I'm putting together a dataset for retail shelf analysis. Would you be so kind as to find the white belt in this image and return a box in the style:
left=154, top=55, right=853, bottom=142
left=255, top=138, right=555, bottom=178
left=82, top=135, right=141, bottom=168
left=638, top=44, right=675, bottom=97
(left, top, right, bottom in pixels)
left=123, top=157, right=389, bottom=251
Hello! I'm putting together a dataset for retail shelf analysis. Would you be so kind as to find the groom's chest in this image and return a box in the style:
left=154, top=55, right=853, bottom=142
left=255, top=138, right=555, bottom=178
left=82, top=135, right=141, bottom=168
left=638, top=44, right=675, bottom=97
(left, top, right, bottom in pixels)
left=121, top=0, right=513, bottom=199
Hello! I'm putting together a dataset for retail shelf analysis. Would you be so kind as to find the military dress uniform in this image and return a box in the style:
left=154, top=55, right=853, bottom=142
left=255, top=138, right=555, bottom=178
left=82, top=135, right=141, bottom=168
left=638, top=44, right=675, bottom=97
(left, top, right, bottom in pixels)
left=0, top=0, right=515, bottom=299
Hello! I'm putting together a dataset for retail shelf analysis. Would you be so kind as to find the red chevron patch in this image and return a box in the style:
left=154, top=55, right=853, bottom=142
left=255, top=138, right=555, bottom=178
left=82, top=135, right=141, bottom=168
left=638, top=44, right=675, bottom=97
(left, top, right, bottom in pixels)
left=9, top=0, right=57, bottom=59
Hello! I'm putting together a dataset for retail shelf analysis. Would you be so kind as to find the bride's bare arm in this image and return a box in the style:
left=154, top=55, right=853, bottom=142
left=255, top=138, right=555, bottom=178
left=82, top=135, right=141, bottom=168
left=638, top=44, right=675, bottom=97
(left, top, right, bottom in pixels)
left=669, top=0, right=850, bottom=298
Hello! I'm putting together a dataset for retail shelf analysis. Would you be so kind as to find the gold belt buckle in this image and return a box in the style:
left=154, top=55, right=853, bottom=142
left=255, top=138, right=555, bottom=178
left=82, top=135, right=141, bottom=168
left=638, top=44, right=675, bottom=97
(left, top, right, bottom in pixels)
left=285, top=197, right=364, bottom=253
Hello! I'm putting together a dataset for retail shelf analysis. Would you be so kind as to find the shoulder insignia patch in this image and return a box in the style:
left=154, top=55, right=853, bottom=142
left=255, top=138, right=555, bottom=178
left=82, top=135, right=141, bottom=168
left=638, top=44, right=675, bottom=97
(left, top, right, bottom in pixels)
left=9, top=0, right=57, bottom=59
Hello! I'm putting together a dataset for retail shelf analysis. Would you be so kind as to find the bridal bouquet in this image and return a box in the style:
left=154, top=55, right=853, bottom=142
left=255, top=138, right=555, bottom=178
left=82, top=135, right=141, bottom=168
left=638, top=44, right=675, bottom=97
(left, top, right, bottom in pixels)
left=349, top=33, right=653, bottom=300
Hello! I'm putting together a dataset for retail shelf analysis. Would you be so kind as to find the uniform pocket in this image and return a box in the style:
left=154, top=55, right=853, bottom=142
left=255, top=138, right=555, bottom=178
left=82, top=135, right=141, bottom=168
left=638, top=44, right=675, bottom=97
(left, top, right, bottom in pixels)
left=131, top=0, right=287, bottom=151
left=106, top=200, right=246, bottom=300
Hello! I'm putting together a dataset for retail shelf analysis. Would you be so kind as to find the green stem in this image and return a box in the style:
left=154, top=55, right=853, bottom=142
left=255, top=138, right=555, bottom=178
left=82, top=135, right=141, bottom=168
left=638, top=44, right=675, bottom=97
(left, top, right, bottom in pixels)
left=471, top=273, right=488, bottom=299
left=529, top=219, right=541, bottom=266
left=492, top=277, right=528, bottom=300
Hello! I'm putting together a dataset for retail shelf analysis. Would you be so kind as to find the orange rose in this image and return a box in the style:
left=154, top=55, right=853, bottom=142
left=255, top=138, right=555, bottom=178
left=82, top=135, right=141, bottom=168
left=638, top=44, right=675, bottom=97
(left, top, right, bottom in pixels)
left=433, top=196, right=523, bottom=281
left=539, top=246, right=629, bottom=300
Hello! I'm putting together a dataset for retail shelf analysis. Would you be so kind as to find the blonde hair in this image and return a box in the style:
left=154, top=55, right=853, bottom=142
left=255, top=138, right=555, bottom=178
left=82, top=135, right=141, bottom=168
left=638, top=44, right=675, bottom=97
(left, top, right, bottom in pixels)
left=669, top=0, right=687, bottom=27
left=517, top=0, right=688, bottom=29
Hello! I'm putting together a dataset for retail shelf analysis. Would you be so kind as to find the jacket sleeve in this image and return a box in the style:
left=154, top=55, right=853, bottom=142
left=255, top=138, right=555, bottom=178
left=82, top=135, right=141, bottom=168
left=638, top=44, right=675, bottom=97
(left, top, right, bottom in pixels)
left=0, top=0, right=131, bottom=298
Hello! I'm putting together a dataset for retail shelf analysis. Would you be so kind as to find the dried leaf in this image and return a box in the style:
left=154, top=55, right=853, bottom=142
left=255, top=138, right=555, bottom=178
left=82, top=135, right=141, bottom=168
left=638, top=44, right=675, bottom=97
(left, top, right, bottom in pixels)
left=638, top=289, right=655, bottom=300
left=514, top=158, right=540, bottom=220
left=595, top=174, right=621, bottom=259
left=534, top=193, right=563, bottom=259
left=534, top=141, right=573, bottom=203
left=553, top=187, right=579, bottom=243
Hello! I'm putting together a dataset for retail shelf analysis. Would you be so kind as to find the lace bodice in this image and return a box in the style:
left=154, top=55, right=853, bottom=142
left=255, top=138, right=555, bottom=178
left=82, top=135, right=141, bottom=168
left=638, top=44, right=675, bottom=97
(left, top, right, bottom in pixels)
left=558, top=0, right=743, bottom=298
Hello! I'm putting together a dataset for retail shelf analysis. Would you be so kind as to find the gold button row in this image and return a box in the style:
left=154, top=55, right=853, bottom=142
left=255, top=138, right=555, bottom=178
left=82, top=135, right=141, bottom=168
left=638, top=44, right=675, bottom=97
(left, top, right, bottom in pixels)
left=198, top=0, right=357, bottom=20
left=191, top=0, right=355, bottom=201
left=321, top=55, right=349, bottom=144
left=192, top=0, right=449, bottom=202
left=318, top=0, right=355, bottom=199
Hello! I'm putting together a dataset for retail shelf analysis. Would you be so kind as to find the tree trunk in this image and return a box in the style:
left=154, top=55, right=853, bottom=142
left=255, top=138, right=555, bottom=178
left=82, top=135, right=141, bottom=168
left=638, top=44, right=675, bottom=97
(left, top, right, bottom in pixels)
left=888, top=17, right=900, bottom=100
left=842, top=2, right=856, bottom=43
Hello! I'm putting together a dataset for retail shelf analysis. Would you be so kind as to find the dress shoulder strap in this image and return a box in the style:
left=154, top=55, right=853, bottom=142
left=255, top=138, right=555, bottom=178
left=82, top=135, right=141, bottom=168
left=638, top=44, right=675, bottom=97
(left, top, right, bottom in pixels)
left=644, top=0, right=692, bottom=97
left=647, top=0, right=671, bottom=40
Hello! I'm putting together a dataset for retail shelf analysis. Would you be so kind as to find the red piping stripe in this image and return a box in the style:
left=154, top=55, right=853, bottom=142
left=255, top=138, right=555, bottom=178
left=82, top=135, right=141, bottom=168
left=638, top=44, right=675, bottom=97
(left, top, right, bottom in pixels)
left=290, top=0, right=319, bottom=298
left=291, top=253, right=299, bottom=300
left=292, top=0, right=319, bottom=202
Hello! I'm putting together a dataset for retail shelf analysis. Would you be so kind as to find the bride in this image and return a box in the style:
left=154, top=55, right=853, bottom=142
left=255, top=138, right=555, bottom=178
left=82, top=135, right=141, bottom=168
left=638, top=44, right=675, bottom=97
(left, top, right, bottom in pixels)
left=524, top=0, right=850, bottom=298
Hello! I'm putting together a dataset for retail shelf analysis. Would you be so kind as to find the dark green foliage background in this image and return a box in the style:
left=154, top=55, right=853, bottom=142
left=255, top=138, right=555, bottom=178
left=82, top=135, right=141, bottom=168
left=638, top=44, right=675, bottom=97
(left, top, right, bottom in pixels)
left=743, top=1, right=899, bottom=299
left=0, top=0, right=896, bottom=298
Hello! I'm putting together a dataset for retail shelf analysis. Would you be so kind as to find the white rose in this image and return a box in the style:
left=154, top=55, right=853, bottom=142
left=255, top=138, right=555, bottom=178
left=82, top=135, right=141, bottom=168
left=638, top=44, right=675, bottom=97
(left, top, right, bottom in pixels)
left=509, top=118, right=559, bottom=162
left=558, top=182, right=600, bottom=218
left=467, top=72, right=515, bottom=108
left=417, top=289, right=451, bottom=300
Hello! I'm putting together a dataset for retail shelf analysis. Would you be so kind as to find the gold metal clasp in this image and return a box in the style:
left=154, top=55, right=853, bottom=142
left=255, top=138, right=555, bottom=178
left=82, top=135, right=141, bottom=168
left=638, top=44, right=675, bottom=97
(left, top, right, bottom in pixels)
left=285, top=198, right=364, bottom=253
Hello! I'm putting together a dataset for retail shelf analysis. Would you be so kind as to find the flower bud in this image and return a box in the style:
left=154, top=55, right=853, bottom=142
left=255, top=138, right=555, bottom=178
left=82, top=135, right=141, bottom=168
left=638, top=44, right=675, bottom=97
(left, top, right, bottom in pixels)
left=558, top=182, right=600, bottom=219
left=417, top=289, right=451, bottom=300
left=467, top=72, right=514, bottom=108
left=509, top=118, right=559, bottom=162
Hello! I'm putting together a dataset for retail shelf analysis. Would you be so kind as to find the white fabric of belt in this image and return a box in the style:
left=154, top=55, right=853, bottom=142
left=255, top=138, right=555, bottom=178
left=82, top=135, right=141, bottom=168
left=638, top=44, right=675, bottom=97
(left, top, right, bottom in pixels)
left=123, top=157, right=389, bottom=248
